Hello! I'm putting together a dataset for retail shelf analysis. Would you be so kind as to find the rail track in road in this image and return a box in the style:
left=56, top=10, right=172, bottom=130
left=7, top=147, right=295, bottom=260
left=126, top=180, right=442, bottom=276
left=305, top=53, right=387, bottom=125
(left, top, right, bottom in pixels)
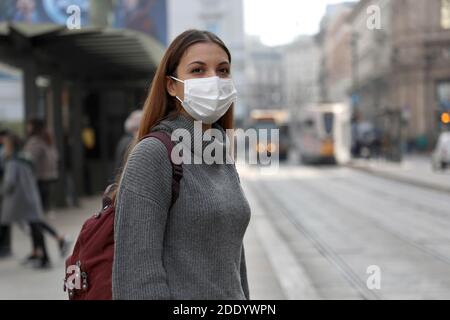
left=246, top=179, right=382, bottom=300
left=243, top=164, right=450, bottom=299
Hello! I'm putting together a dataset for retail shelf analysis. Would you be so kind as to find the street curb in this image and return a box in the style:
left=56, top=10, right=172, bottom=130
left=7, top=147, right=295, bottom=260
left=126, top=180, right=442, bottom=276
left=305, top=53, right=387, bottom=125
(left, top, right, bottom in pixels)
left=347, top=163, right=450, bottom=195
left=242, top=179, right=321, bottom=300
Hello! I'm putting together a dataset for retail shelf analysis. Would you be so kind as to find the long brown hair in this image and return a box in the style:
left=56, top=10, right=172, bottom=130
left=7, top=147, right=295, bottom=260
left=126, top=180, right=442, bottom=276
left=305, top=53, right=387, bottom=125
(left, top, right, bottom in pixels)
left=111, top=29, right=235, bottom=203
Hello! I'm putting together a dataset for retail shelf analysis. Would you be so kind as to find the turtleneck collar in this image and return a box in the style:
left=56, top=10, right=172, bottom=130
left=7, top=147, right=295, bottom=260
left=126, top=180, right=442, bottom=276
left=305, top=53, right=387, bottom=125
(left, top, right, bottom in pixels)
left=151, top=112, right=233, bottom=163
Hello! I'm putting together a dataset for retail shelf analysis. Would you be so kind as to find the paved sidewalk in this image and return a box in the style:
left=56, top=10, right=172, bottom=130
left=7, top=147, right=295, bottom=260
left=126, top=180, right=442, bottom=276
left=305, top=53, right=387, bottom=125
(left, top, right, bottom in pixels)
left=349, top=155, right=450, bottom=193
left=0, top=191, right=287, bottom=300
left=0, top=196, right=100, bottom=300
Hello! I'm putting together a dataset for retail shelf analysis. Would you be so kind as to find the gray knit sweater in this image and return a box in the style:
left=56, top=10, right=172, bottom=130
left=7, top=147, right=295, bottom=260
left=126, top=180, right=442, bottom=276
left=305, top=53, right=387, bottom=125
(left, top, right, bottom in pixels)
left=112, top=112, right=251, bottom=300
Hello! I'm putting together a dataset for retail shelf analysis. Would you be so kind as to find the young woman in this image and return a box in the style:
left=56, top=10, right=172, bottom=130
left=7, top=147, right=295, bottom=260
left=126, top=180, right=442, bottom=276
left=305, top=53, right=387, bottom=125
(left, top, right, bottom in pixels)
left=112, top=30, right=252, bottom=300
left=0, top=132, right=51, bottom=269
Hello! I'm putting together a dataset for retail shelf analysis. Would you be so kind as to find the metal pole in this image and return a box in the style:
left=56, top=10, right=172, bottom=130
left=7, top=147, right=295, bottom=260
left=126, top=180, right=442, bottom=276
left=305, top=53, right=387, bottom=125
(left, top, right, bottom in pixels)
left=51, top=74, right=67, bottom=208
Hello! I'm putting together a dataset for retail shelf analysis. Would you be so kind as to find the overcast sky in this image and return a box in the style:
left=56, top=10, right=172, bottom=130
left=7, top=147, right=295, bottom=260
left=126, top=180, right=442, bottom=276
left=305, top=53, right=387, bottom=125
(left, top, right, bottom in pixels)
left=244, top=0, right=358, bottom=46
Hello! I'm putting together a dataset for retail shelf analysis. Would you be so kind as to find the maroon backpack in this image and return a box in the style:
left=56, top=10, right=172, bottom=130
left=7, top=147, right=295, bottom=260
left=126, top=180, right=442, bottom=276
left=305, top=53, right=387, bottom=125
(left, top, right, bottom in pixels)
left=63, top=131, right=182, bottom=300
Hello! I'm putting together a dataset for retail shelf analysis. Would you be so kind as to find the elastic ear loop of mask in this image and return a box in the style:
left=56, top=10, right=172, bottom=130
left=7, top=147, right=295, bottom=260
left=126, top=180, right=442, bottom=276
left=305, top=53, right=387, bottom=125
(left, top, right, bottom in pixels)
left=170, top=76, right=184, bottom=104
left=170, top=76, right=184, bottom=83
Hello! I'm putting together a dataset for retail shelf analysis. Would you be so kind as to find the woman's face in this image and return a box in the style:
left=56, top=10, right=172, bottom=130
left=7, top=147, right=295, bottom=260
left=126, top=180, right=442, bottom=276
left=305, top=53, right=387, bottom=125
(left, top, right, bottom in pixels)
left=167, top=42, right=231, bottom=102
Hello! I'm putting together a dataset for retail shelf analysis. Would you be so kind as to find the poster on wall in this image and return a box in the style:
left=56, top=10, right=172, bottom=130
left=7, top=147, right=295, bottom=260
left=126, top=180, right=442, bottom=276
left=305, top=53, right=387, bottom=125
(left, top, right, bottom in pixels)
left=0, top=0, right=167, bottom=45
left=113, top=0, right=167, bottom=45
left=0, top=0, right=90, bottom=26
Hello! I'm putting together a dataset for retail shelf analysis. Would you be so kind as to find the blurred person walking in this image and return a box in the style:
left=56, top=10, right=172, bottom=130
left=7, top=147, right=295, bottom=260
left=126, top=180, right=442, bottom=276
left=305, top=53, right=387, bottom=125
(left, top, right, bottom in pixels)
left=24, top=118, right=59, bottom=215
left=0, top=129, right=12, bottom=258
left=23, top=119, right=71, bottom=256
left=113, top=109, right=142, bottom=179
left=0, top=132, right=51, bottom=269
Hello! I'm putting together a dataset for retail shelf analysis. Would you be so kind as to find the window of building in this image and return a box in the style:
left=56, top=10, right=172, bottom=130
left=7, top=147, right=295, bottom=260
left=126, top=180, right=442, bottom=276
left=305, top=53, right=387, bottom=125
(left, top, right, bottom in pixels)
left=437, top=82, right=450, bottom=111
left=442, top=0, right=450, bottom=29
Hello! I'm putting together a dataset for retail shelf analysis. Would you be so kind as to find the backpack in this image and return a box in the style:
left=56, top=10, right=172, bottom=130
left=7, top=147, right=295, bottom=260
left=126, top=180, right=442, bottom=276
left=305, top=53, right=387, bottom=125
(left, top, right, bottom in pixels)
left=63, top=131, right=183, bottom=300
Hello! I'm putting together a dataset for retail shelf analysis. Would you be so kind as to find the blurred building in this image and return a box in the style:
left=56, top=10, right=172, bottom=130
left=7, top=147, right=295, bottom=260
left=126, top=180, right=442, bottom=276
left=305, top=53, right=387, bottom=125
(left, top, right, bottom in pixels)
left=348, top=0, right=393, bottom=124
left=390, top=0, right=450, bottom=147
left=0, top=0, right=166, bottom=205
left=317, top=2, right=357, bottom=103
left=168, top=0, right=247, bottom=125
left=347, top=0, right=450, bottom=148
left=323, top=3, right=355, bottom=103
left=318, top=0, right=450, bottom=150
left=245, top=36, right=284, bottom=112
left=282, top=35, right=321, bottom=112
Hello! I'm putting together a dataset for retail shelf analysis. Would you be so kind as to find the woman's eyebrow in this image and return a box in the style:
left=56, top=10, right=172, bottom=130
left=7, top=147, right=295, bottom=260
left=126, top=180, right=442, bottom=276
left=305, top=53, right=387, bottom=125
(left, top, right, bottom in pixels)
left=187, top=61, right=207, bottom=67
left=186, top=60, right=230, bottom=67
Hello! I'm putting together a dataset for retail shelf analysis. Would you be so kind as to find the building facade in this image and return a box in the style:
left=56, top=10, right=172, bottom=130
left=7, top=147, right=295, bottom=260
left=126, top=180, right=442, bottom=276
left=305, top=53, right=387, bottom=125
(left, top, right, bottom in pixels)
left=283, top=35, right=321, bottom=112
left=390, top=0, right=450, bottom=146
left=245, top=36, right=284, bottom=112
left=346, top=0, right=450, bottom=147
left=317, top=2, right=356, bottom=103
left=348, top=0, right=393, bottom=125
left=323, top=4, right=355, bottom=103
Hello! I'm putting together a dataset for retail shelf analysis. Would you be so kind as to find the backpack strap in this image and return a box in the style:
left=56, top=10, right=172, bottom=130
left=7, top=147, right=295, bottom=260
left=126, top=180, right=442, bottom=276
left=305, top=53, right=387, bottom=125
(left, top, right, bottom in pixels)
left=139, top=131, right=183, bottom=207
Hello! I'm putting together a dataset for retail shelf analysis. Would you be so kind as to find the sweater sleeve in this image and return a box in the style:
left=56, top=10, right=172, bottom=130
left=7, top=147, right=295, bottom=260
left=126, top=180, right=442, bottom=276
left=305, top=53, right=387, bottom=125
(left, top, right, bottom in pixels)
left=112, top=137, right=173, bottom=300
left=240, top=245, right=250, bottom=300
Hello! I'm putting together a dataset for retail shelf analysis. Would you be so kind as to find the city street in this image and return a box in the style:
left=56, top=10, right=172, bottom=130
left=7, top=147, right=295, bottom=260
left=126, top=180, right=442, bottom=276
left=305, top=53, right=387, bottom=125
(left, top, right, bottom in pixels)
left=240, top=160, right=450, bottom=299
left=2, top=159, right=450, bottom=300
left=1, top=0, right=450, bottom=306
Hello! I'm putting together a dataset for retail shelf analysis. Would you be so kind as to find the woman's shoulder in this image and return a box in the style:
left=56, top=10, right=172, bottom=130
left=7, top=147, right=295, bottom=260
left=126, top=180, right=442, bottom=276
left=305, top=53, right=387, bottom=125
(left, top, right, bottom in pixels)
left=119, top=134, right=173, bottom=203
left=128, top=134, right=171, bottom=165
left=122, top=135, right=172, bottom=181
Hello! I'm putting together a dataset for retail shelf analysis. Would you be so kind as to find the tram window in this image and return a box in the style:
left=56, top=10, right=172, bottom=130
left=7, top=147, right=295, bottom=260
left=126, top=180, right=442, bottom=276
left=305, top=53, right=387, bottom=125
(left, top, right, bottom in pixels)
left=323, top=113, right=334, bottom=134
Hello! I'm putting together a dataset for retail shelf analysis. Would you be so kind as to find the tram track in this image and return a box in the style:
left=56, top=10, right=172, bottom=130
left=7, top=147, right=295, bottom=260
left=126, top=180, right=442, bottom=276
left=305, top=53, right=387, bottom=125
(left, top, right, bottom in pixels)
left=246, top=179, right=382, bottom=300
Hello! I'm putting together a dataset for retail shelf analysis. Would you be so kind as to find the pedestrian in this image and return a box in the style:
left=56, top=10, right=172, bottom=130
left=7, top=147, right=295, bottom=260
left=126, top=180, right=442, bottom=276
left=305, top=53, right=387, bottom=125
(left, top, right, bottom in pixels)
left=23, top=119, right=71, bottom=256
left=113, top=109, right=142, bottom=179
left=0, top=129, right=12, bottom=258
left=24, top=118, right=59, bottom=215
left=112, top=29, right=252, bottom=299
left=0, top=132, right=51, bottom=269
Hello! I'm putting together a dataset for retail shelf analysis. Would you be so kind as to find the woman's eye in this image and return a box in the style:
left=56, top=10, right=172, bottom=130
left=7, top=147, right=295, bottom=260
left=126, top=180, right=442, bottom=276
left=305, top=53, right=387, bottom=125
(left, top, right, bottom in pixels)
left=191, top=68, right=203, bottom=74
left=219, top=68, right=230, bottom=75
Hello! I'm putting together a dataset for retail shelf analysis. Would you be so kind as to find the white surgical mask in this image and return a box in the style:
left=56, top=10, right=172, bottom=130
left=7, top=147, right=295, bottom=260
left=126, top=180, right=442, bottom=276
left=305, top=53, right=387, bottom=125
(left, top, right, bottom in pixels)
left=170, top=75, right=237, bottom=124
